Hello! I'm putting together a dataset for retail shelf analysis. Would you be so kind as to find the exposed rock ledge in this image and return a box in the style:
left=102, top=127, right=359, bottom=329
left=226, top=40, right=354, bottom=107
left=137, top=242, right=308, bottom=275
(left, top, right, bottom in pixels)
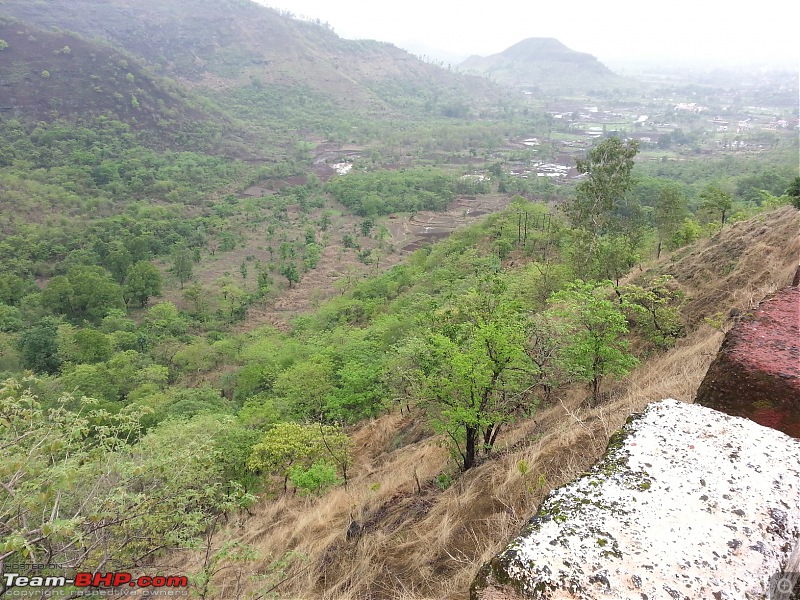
left=696, top=286, right=800, bottom=438
left=471, top=399, right=800, bottom=600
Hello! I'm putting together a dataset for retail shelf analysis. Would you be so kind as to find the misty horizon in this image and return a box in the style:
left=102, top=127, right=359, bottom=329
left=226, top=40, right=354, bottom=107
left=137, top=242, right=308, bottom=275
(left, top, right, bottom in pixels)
left=257, top=0, right=799, bottom=70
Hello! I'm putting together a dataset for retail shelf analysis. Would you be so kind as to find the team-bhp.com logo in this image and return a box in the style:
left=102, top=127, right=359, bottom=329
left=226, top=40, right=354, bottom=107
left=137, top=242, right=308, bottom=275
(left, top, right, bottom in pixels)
left=4, top=572, right=188, bottom=593
left=769, top=572, right=800, bottom=600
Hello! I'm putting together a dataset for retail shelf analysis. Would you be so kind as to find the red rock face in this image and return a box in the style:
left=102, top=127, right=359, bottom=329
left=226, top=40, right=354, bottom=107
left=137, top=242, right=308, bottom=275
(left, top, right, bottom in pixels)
left=696, top=287, right=800, bottom=438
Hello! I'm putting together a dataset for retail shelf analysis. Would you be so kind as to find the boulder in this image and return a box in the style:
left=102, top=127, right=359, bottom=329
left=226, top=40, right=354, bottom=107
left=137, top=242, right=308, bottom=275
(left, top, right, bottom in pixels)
left=471, top=399, right=800, bottom=600
left=696, top=286, right=800, bottom=438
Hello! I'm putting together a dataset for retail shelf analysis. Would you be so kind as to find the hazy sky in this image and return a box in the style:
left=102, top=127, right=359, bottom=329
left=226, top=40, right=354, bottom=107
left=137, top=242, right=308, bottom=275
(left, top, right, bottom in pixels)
left=256, top=0, right=798, bottom=67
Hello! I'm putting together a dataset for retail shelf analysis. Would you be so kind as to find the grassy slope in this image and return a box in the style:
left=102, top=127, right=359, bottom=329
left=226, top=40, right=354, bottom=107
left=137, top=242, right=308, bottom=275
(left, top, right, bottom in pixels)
left=174, top=206, right=800, bottom=599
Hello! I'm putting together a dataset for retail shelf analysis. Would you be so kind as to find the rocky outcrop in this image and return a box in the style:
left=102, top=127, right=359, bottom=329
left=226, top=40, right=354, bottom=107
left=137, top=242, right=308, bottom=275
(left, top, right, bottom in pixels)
left=696, top=286, right=800, bottom=438
left=471, top=399, right=800, bottom=600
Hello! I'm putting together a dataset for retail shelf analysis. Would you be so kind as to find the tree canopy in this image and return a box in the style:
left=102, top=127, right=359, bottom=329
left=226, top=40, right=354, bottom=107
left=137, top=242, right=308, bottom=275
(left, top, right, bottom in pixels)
left=569, top=138, right=640, bottom=236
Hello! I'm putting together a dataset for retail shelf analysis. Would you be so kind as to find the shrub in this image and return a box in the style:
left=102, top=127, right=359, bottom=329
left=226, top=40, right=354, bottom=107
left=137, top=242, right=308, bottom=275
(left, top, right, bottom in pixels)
left=288, top=461, right=340, bottom=496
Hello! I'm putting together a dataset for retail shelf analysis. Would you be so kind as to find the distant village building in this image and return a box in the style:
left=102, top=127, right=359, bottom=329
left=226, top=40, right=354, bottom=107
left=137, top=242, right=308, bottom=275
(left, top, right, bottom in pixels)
left=331, top=162, right=353, bottom=175
left=674, top=102, right=706, bottom=113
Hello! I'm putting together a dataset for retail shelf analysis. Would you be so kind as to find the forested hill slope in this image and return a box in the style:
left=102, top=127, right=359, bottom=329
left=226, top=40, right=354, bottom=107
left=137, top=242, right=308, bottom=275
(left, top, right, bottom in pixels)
left=0, top=17, right=252, bottom=154
left=0, top=0, right=500, bottom=116
left=460, top=37, right=629, bottom=92
left=173, top=205, right=800, bottom=600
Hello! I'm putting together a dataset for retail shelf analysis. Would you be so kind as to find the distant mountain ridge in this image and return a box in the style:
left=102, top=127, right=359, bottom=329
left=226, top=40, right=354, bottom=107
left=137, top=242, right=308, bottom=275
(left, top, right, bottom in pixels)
left=460, top=37, right=628, bottom=92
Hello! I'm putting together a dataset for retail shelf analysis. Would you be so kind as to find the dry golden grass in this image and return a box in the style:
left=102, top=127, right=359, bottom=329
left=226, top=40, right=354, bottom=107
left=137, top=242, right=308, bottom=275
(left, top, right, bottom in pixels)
left=176, top=207, right=800, bottom=600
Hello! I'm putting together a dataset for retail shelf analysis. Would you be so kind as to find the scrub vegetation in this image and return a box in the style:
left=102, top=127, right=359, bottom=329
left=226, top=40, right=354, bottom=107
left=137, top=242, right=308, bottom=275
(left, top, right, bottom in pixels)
left=0, top=0, right=797, bottom=598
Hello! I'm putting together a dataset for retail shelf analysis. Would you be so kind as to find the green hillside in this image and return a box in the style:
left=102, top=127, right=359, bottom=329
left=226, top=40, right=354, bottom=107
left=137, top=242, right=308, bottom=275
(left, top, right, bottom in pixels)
left=0, top=17, right=259, bottom=155
left=0, top=0, right=500, bottom=118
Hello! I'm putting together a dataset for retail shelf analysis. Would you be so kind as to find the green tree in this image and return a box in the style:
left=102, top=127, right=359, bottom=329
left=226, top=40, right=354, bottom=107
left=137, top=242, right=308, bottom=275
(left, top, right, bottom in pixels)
left=588, top=234, right=640, bottom=287
left=288, top=461, right=340, bottom=496
left=0, top=304, right=22, bottom=332
left=247, top=422, right=350, bottom=492
left=0, top=380, right=138, bottom=574
left=124, top=261, right=163, bottom=307
left=60, top=363, right=121, bottom=403
left=100, top=350, right=168, bottom=401
left=342, top=234, right=356, bottom=249
left=105, top=242, right=132, bottom=283
left=18, top=317, right=62, bottom=374
left=272, top=356, right=335, bottom=421
left=670, top=217, right=702, bottom=249
left=100, top=310, right=136, bottom=334
left=399, top=279, right=533, bottom=471
left=280, top=262, right=300, bottom=288
left=360, top=218, right=374, bottom=237
left=786, top=176, right=800, bottom=210
left=569, top=138, right=639, bottom=236
left=524, top=314, right=570, bottom=402
left=326, top=341, right=388, bottom=422
left=143, top=302, right=187, bottom=338
left=545, top=280, right=638, bottom=404
left=0, top=274, right=27, bottom=306
left=58, top=266, right=125, bottom=323
left=161, top=387, right=231, bottom=419
left=172, top=341, right=220, bottom=376
left=699, top=184, right=733, bottom=226
left=256, top=269, right=273, bottom=296
left=279, top=241, right=295, bottom=262
left=70, top=328, right=113, bottom=364
left=619, top=276, right=685, bottom=349
left=41, top=276, right=75, bottom=316
left=218, top=279, right=247, bottom=322
left=318, top=211, right=332, bottom=231
left=303, top=243, right=322, bottom=271
left=654, top=186, right=687, bottom=258
left=183, top=283, right=211, bottom=321
left=171, top=247, right=194, bottom=289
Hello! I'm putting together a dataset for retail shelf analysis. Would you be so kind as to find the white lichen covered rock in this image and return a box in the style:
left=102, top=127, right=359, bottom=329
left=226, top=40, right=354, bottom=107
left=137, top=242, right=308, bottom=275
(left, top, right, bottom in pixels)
left=471, top=399, right=800, bottom=600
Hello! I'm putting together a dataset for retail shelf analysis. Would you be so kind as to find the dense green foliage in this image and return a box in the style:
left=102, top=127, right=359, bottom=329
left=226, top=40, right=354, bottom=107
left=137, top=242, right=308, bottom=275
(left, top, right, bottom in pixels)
left=0, top=117, right=243, bottom=279
left=0, top=380, right=252, bottom=577
left=326, top=168, right=456, bottom=216
left=248, top=422, right=351, bottom=492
